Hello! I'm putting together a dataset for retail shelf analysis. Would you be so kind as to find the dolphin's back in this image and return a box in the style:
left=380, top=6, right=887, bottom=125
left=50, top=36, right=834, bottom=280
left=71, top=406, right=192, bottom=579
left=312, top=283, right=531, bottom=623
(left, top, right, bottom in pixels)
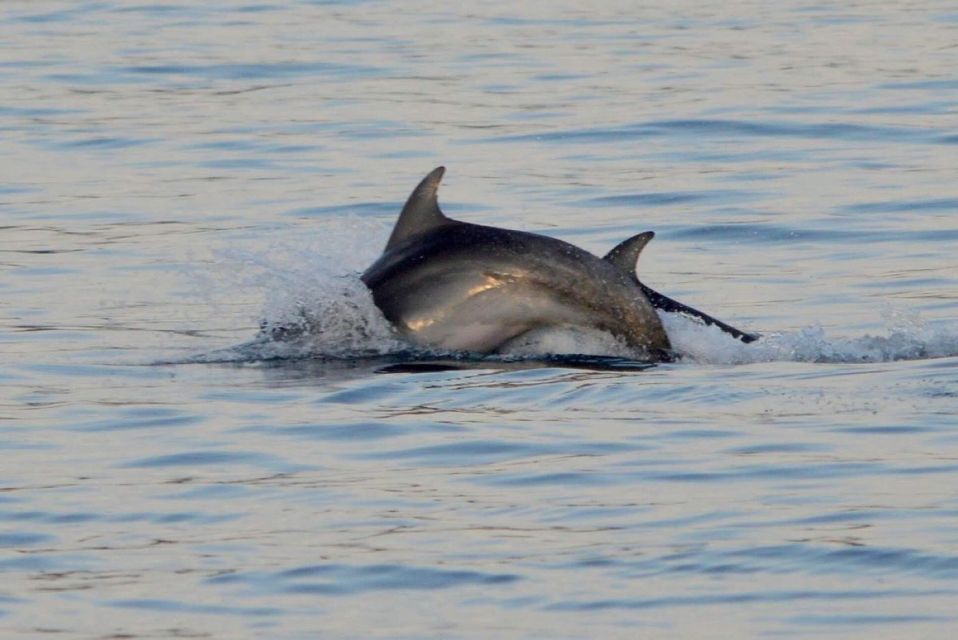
left=362, top=222, right=671, bottom=356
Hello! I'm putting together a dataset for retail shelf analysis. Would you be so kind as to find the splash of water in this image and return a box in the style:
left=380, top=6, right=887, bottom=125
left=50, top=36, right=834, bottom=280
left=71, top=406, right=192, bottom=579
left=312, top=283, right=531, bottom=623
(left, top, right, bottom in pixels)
left=189, top=218, right=403, bottom=362
left=664, top=310, right=958, bottom=365
left=191, top=220, right=958, bottom=366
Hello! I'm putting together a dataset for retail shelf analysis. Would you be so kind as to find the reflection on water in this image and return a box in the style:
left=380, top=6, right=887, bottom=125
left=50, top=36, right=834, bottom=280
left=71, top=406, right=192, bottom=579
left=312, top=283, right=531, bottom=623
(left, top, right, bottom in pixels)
left=3, top=1, right=958, bottom=638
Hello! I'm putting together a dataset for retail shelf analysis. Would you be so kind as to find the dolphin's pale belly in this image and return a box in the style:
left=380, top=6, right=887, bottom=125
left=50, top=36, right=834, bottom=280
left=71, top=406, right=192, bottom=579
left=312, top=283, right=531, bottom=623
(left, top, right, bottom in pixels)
left=387, top=269, right=602, bottom=352
left=366, top=254, right=668, bottom=355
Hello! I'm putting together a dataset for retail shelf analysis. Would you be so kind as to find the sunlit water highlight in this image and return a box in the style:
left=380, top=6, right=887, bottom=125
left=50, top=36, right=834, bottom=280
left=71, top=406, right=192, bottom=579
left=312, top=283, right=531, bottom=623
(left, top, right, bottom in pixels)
left=3, top=1, right=958, bottom=639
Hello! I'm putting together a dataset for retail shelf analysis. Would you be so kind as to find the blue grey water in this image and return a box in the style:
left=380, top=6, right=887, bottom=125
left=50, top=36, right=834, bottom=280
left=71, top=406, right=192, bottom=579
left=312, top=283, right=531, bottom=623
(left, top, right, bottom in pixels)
left=2, top=1, right=958, bottom=638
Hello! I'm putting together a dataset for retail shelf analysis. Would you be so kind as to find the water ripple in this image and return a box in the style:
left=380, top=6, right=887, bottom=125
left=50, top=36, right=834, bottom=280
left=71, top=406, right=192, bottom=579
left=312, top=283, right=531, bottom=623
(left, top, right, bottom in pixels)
left=728, top=544, right=958, bottom=579
left=546, top=588, right=952, bottom=612
left=490, top=118, right=943, bottom=145
left=357, top=439, right=564, bottom=466
left=578, top=189, right=759, bottom=208
left=110, top=598, right=280, bottom=617
left=120, top=61, right=384, bottom=81
left=209, top=563, right=520, bottom=595
left=841, top=198, right=958, bottom=214
left=121, top=451, right=283, bottom=468
left=0, top=532, right=53, bottom=547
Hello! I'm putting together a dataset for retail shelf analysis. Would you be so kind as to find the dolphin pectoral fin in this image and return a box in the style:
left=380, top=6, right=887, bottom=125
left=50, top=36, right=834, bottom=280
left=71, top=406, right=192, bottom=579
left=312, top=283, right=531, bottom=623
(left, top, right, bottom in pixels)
left=639, top=283, right=759, bottom=343
left=602, top=231, right=655, bottom=274
left=385, top=166, right=453, bottom=251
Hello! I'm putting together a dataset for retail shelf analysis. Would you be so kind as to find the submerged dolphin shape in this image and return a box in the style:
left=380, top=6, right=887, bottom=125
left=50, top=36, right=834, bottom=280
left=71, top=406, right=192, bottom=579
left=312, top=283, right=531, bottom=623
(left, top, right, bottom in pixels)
left=360, top=167, right=756, bottom=360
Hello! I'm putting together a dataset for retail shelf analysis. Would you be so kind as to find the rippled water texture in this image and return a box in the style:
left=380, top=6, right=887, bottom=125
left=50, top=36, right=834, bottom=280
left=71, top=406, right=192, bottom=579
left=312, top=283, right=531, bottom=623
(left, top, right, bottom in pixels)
left=3, top=1, right=958, bottom=638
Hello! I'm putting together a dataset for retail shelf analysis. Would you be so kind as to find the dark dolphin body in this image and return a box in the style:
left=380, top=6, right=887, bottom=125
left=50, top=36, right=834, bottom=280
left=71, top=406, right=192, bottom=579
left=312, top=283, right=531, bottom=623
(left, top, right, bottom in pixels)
left=360, top=167, right=755, bottom=361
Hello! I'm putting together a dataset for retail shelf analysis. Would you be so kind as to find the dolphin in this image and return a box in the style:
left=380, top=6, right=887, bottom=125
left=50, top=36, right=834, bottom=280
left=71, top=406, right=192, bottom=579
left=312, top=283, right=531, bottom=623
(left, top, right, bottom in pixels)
left=360, top=167, right=756, bottom=360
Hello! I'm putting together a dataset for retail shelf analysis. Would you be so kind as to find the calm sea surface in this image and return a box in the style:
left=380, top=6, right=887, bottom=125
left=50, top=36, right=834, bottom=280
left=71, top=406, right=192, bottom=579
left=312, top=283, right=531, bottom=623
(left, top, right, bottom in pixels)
left=3, top=1, right=958, bottom=638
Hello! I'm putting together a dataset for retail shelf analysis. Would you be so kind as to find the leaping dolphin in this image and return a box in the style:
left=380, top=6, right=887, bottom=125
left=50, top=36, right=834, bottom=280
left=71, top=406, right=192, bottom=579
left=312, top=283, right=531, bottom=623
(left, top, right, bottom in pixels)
left=360, top=167, right=756, bottom=361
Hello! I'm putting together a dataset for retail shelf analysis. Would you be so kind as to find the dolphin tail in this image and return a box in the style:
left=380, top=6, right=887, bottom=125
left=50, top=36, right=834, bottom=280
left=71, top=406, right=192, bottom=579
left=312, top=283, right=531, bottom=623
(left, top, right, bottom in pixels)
left=603, top=232, right=758, bottom=344
left=639, top=283, right=759, bottom=343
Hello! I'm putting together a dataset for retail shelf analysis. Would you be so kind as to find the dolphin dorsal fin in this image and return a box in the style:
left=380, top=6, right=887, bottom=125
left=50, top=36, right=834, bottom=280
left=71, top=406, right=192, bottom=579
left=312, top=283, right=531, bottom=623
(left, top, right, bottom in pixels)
left=603, top=231, right=655, bottom=275
left=385, top=166, right=451, bottom=251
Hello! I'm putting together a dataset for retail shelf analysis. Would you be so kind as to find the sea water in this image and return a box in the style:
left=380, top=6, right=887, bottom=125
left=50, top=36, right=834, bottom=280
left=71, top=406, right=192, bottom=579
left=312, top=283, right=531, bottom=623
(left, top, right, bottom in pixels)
left=2, top=1, right=958, bottom=638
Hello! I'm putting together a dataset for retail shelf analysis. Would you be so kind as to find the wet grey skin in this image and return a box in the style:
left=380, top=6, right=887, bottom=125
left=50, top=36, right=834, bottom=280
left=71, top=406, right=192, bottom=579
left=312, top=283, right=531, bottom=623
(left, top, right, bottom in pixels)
left=361, top=167, right=756, bottom=360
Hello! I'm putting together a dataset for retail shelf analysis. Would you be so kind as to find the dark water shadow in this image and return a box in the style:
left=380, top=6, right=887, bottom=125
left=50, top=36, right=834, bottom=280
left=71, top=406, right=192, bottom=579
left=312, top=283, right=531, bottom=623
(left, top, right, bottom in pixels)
left=373, top=354, right=658, bottom=374
left=184, top=347, right=659, bottom=381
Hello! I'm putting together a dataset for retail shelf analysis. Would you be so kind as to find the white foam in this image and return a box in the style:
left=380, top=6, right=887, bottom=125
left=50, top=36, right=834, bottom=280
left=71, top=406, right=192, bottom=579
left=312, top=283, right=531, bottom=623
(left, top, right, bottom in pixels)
left=663, top=308, right=958, bottom=365
left=190, top=218, right=404, bottom=362
left=498, top=326, right=636, bottom=359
